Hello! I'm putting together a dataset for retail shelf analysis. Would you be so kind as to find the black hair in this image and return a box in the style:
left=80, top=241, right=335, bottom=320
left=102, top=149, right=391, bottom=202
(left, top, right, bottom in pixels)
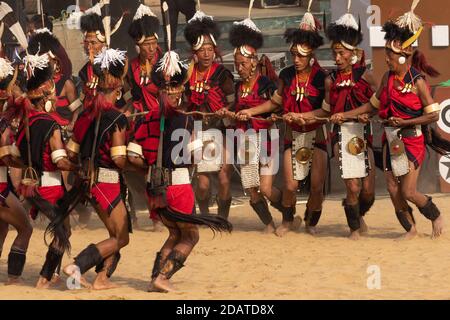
left=284, top=29, right=323, bottom=50
left=151, top=59, right=187, bottom=89
left=229, top=23, right=263, bottom=50
left=30, top=14, right=53, bottom=32
left=326, top=20, right=363, bottom=47
left=382, top=21, right=414, bottom=43
left=184, top=16, right=221, bottom=47
left=128, top=15, right=160, bottom=41
left=80, top=13, right=105, bottom=34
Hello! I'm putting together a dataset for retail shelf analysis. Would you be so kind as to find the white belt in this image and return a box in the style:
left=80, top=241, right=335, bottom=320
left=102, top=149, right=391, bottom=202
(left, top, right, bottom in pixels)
left=97, top=167, right=120, bottom=184
left=41, top=171, right=62, bottom=187
left=0, top=166, right=7, bottom=183
left=146, top=167, right=191, bottom=185
left=170, top=168, right=191, bottom=185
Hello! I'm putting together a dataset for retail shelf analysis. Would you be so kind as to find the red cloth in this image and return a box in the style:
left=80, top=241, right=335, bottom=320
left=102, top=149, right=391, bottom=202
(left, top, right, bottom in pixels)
left=146, top=184, right=194, bottom=215
left=38, top=185, right=64, bottom=205
left=235, top=75, right=274, bottom=132
left=379, top=69, right=427, bottom=167
left=187, top=62, right=228, bottom=113
left=281, top=64, right=326, bottom=133
left=90, top=182, right=122, bottom=214
left=133, top=109, right=161, bottom=166
left=0, top=182, right=9, bottom=206
left=130, top=57, right=160, bottom=113
left=329, top=66, right=374, bottom=114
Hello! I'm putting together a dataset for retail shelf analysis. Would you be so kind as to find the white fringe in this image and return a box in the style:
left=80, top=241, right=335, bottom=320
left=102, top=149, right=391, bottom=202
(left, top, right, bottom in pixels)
left=23, top=53, right=49, bottom=77
left=233, top=18, right=261, bottom=33
left=0, top=58, right=14, bottom=80
left=156, top=51, right=185, bottom=78
left=188, top=10, right=214, bottom=24
left=335, top=13, right=358, bottom=30
left=133, top=4, right=156, bottom=21
left=94, top=48, right=126, bottom=70
left=299, top=11, right=316, bottom=31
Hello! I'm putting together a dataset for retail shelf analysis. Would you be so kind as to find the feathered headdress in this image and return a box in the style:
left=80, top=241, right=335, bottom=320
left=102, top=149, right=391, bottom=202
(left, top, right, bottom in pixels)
left=326, top=0, right=362, bottom=50
left=24, top=52, right=54, bottom=101
left=284, top=0, right=324, bottom=56
left=383, top=0, right=423, bottom=53
left=128, top=4, right=160, bottom=44
left=79, top=0, right=123, bottom=47
left=153, top=1, right=186, bottom=90
left=184, top=0, right=220, bottom=50
left=229, top=0, right=263, bottom=58
left=0, top=1, right=28, bottom=50
left=93, top=47, right=128, bottom=90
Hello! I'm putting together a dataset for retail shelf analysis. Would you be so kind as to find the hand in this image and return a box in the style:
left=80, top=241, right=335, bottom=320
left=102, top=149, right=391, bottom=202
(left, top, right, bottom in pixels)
left=270, top=113, right=280, bottom=122
left=292, top=113, right=306, bottom=126
left=282, top=112, right=296, bottom=124
left=235, top=109, right=252, bottom=121
left=215, top=108, right=232, bottom=118
left=357, top=113, right=370, bottom=124
left=387, top=117, right=406, bottom=127
left=330, top=113, right=345, bottom=125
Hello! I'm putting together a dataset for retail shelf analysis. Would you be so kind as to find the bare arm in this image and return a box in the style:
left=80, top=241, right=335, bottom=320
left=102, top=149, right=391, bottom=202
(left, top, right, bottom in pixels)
left=50, top=128, right=78, bottom=171
left=111, top=126, right=127, bottom=169
left=0, top=127, right=24, bottom=168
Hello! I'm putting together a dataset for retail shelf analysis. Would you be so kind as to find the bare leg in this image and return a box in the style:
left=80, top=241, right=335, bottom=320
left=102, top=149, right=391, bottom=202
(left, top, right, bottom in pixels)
left=304, top=148, right=327, bottom=235
left=399, top=162, right=444, bottom=239
left=359, top=148, right=376, bottom=234
left=276, top=148, right=300, bottom=237
left=153, top=221, right=199, bottom=293
left=1, top=193, right=33, bottom=284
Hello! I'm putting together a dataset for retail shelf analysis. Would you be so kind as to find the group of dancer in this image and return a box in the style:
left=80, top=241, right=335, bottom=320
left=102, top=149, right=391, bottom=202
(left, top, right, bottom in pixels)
left=0, top=0, right=449, bottom=293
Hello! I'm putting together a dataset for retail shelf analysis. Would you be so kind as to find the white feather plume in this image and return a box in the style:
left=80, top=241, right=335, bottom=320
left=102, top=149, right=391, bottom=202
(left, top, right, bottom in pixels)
left=233, top=18, right=261, bottom=33
left=93, top=47, right=126, bottom=70
left=85, top=2, right=103, bottom=16
left=299, top=11, right=316, bottom=31
left=133, top=4, right=156, bottom=21
left=0, top=57, right=14, bottom=80
left=248, top=0, right=255, bottom=19
left=156, top=51, right=185, bottom=78
left=188, top=10, right=214, bottom=24
left=335, top=12, right=358, bottom=30
left=23, top=53, right=49, bottom=77
left=34, top=27, right=53, bottom=35
left=395, top=0, right=422, bottom=33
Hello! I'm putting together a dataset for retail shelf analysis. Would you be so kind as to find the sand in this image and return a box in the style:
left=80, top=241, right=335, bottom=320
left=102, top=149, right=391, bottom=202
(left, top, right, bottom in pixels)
left=1, top=195, right=450, bottom=300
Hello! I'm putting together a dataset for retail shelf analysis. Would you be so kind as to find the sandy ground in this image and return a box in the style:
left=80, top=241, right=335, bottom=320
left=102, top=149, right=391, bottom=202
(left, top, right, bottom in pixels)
left=1, top=195, right=450, bottom=300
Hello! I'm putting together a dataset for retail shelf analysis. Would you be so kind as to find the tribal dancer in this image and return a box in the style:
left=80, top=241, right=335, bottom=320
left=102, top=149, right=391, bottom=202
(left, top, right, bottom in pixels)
left=128, top=18, right=232, bottom=290
left=327, top=0, right=377, bottom=240
left=127, top=3, right=164, bottom=231
left=339, top=0, right=448, bottom=239
left=15, top=51, right=78, bottom=289
left=0, top=4, right=32, bottom=284
left=184, top=3, right=235, bottom=219
left=62, top=10, right=132, bottom=287
left=229, top=2, right=280, bottom=233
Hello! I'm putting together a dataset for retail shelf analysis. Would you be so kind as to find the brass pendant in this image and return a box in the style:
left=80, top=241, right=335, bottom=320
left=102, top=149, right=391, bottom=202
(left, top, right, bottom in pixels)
left=347, top=137, right=366, bottom=155
left=295, top=147, right=313, bottom=164
left=390, top=138, right=405, bottom=156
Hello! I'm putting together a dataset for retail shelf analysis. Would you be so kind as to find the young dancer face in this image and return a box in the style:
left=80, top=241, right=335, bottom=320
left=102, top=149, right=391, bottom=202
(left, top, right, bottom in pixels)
left=83, top=33, right=105, bottom=60
left=290, top=47, right=311, bottom=73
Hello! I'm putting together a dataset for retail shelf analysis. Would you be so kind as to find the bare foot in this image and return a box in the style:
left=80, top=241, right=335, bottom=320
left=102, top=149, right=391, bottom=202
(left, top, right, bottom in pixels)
left=292, top=216, right=303, bottom=230
left=305, top=225, right=317, bottom=236
left=263, top=222, right=276, bottom=234
left=348, top=230, right=360, bottom=240
left=395, top=228, right=418, bottom=241
left=432, top=215, right=444, bottom=239
left=152, top=276, right=177, bottom=293
left=5, top=276, right=23, bottom=286
left=93, top=277, right=120, bottom=290
left=153, top=220, right=164, bottom=232
left=275, top=222, right=292, bottom=237
left=36, top=276, right=51, bottom=289
left=359, top=217, right=369, bottom=235
left=51, top=273, right=61, bottom=285
left=147, top=279, right=167, bottom=293
left=63, top=264, right=92, bottom=289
